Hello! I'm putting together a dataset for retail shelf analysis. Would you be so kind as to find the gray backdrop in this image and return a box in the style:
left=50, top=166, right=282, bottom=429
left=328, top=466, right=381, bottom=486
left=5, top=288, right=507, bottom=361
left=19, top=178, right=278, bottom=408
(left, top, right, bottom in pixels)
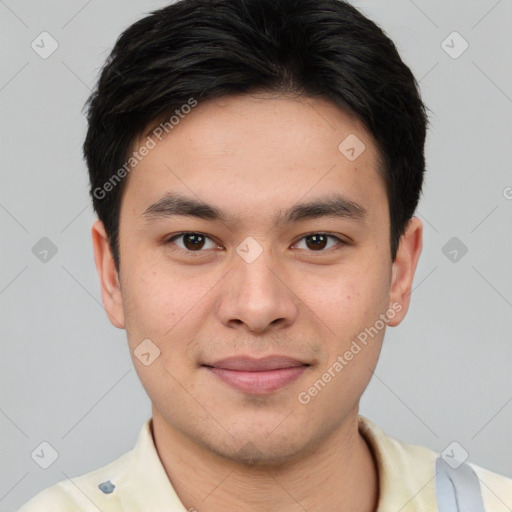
left=1, top=0, right=511, bottom=510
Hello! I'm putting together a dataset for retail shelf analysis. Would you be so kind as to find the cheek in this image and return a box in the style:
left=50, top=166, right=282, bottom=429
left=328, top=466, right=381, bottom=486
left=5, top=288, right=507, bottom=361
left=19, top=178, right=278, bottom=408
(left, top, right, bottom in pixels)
left=121, top=265, right=188, bottom=344
left=299, top=262, right=390, bottom=334
left=121, top=269, right=198, bottom=395
left=121, top=262, right=216, bottom=377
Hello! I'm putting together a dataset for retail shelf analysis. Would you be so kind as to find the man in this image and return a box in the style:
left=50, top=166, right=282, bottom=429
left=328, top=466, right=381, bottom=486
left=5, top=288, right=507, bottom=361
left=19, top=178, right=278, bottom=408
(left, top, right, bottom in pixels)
left=18, top=0, right=512, bottom=510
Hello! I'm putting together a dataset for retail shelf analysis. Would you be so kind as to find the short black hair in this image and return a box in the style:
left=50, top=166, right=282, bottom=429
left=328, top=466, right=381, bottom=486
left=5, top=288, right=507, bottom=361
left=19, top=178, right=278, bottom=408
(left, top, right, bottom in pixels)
left=83, top=0, right=429, bottom=272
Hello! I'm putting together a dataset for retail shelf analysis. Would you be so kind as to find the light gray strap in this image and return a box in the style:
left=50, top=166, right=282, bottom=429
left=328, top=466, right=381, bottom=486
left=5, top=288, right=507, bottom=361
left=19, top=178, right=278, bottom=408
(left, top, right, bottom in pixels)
left=435, top=456, right=486, bottom=512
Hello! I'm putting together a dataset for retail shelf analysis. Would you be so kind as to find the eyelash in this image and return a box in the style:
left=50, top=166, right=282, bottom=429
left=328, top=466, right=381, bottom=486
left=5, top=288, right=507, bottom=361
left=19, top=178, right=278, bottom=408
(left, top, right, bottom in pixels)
left=163, top=232, right=347, bottom=256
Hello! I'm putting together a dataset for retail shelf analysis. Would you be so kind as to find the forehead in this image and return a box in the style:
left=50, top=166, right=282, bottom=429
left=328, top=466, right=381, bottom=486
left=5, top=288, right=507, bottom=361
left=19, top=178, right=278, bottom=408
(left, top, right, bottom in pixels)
left=121, top=94, right=387, bottom=224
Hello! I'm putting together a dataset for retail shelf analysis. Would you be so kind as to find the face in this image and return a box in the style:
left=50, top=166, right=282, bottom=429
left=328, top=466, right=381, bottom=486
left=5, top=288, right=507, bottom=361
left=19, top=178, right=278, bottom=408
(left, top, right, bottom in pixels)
left=92, top=93, right=422, bottom=465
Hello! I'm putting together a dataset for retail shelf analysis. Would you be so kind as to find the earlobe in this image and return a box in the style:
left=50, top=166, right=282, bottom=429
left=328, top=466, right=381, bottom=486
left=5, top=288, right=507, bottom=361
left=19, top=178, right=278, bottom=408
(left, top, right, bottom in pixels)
left=387, top=216, right=423, bottom=327
left=91, top=219, right=125, bottom=329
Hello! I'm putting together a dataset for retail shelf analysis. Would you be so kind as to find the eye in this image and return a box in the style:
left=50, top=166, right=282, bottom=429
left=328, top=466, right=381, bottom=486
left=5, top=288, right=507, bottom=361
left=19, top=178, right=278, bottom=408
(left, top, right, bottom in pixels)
left=293, top=233, right=346, bottom=252
left=165, top=232, right=219, bottom=254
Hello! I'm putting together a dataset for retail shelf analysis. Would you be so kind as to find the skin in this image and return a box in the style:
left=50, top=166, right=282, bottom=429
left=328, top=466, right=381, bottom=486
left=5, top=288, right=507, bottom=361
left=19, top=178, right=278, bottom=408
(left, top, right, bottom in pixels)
left=92, top=93, right=423, bottom=512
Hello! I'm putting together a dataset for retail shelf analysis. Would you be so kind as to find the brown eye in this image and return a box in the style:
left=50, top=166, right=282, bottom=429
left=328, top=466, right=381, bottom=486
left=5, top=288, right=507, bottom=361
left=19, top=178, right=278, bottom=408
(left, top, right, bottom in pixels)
left=305, top=234, right=328, bottom=250
left=181, top=233, right=206, bottom=250
left=295, top=233, right=345, bottom=252
left=166, top=232, right=217, bottom=253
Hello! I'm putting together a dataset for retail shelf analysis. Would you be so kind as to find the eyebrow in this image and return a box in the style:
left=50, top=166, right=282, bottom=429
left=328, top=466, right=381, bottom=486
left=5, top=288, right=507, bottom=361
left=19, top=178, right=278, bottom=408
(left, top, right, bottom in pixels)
left=141, top=192, right=367, bottom=227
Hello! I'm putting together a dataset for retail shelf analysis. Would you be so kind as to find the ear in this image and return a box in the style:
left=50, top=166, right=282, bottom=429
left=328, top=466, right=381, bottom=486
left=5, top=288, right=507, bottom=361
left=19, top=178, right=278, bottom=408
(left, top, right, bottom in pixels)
left=91, top=219, right=125, bottom=329
left=387, top=216, right=423, bottom=327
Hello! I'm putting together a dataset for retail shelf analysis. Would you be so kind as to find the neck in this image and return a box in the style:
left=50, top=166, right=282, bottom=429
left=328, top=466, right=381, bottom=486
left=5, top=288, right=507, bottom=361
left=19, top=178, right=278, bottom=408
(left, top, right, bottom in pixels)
left=151, top=407, right=379, bottom=512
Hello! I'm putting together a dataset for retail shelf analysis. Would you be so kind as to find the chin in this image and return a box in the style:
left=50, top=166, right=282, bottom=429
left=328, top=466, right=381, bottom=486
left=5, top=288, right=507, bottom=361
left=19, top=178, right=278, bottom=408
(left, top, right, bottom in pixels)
left=201, top=426, right=315, bottom=468
left=220, top=440, right=308, bottom=468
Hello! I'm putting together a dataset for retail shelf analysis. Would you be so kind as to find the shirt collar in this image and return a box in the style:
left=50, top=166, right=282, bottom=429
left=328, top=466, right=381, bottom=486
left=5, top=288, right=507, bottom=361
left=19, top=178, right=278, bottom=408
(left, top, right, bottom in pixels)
left=358, top=415, right=438, bottom=512
left=120, top=418, right=188, bottom=511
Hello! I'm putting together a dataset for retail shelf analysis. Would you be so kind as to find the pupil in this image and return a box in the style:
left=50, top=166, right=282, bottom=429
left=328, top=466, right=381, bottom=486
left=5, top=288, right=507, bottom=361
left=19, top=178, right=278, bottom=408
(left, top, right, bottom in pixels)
left=307, top=234, right=327, bottom=250
left=184, top=233, right=204, bottom=250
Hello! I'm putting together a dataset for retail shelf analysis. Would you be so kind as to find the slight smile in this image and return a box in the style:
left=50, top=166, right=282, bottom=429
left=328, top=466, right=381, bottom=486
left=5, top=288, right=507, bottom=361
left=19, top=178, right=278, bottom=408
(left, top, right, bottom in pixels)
left=202, top=355, right=311, bottom=394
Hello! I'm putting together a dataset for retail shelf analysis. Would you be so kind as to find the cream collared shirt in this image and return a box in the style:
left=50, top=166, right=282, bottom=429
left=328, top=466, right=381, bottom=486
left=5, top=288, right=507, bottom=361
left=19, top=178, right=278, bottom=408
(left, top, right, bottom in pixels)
left=18, top=415, right=512, bottom=511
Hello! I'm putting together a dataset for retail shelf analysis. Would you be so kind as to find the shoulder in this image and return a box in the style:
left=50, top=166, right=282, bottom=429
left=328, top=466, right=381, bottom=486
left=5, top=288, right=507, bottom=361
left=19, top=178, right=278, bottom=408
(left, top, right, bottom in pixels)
left=358, top=415, right=512, bottom=511
left=17, top=449, right=132, bottom=512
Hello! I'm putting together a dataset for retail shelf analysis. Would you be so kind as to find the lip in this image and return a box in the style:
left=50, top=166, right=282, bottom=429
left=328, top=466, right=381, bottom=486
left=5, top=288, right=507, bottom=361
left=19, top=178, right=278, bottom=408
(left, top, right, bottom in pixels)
left=206, top=355, right=307, bottom=371
left=203, top=355, right=309, bottom=394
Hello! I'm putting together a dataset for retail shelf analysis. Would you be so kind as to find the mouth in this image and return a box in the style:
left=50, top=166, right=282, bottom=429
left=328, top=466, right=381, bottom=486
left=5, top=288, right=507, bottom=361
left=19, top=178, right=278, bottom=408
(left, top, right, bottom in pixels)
left=202, top=355, right=310, bottom=394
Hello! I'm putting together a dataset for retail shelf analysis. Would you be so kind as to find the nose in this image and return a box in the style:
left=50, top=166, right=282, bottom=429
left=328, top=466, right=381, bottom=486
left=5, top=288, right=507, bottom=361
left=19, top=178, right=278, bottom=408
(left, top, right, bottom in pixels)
left=216, top=242, right=299, bottom=334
